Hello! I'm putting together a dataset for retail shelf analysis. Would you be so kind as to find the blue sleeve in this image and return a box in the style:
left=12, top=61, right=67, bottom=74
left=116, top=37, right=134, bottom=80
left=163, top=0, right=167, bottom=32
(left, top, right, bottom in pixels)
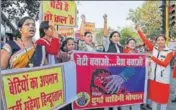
left=120, top=67, right=135, bottom=82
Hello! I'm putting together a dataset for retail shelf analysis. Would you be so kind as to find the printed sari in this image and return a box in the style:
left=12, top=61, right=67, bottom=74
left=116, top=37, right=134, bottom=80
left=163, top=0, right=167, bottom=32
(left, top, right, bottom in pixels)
left=2, top=40, right=46, bottom=69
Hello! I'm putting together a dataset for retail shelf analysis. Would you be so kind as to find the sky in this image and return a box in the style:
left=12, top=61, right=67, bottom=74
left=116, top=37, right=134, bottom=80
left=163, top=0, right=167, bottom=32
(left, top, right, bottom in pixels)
left=1, top=1, right=144, bottom=40
left=77, top=1, right=144, bottom=30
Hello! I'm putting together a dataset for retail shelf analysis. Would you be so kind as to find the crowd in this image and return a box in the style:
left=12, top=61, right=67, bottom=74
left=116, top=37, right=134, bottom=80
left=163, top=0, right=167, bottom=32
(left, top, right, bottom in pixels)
left=1, top=14, right=176, bottom=110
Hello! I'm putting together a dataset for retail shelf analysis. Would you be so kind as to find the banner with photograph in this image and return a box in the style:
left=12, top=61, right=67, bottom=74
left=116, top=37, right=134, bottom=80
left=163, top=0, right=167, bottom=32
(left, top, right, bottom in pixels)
left=73, top=52, right=147, bottom=109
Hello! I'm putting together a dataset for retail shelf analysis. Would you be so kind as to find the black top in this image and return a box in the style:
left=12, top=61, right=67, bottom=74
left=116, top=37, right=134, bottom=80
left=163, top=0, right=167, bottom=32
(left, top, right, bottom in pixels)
left=106, top=40, right=123, bottom=53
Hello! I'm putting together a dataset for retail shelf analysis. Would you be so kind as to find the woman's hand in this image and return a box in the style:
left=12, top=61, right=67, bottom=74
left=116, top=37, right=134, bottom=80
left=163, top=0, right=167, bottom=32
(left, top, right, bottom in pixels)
left=103, top=14, right=107, bottom=21
left=135, top=25, right=140, bottom=31
left=81, top=14, right=86, bottom=22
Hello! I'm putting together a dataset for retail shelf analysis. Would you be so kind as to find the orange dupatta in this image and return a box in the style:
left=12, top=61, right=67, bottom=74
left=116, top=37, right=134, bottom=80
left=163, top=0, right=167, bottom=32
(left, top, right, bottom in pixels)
left=10, top=47, right=35, bottom=69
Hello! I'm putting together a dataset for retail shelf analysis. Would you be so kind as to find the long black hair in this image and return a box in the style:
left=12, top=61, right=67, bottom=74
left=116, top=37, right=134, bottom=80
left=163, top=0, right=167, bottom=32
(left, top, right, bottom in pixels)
left=18, top=16, right=35, bottom=28
left=84, top=31, right=92, bottom=37
left=15, top=16, right=35, bottom=38
left=126, top=37, right=136, bottom=45
left=60, top=37, right=74, bottom=52
left=109, top=31, right=120, bottom=39
left=155, top=34, right=166, bottom=41
left=39, top=21, right=49, bottom=38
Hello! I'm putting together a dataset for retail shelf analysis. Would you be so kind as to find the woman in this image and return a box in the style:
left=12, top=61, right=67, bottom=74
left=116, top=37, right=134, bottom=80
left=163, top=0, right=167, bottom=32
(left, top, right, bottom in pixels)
left=79, top=15, right=97, bottom=52
left=123, top=37, right=138, bottom=53
left=122, top=37, right=142, bottom=110
left=103, top=14, right=123, bottom=53
left=36, top=21, right=60, bottom=65
left=152, top=50, right=176, bottom=102
left=106, top=31, right=123, bottom=53
left=55, top=37, right=75, bottom=63
left=56, top=37, right=75, bottom=110
left=1, top=17, right=46, bottom=70
left=103, top=14, right=135, bottom=110
left=82, top=31, right=96, bottom=52
left=136, top=25, right=173, bottom=110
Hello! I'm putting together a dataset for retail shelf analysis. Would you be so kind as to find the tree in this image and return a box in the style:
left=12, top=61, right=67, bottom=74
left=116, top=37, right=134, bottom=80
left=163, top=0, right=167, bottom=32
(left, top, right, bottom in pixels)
left=127, top=1, right=161, bottom=39
left=95, top=28, right=104, bottom=45
left=119, top=26, right=140, bottom=46
left=2, top=0, right=40, bottom=22
left=127, top=8, right=141, bottom=25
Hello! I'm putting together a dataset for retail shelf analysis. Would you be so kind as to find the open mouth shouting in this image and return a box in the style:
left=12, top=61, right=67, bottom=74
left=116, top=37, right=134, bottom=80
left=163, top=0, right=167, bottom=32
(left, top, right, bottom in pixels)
left=29, top=29, right=35, bottom=35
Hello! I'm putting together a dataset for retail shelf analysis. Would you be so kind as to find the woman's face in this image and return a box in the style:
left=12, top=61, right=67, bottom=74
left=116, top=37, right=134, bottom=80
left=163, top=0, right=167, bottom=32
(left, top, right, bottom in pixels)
left=127, top=40, right=136, bottom=49
left=94, top=71, right=111, bottom=93
left=66, top=39, right=75, bottom=51
left=45, top=27, right=53, bottom=38
left=20, top=19, right=36, bottom=38
left=110, top=33, right=120, bottom=44
left=156, top=36, right=165, bottom=48
left=84, top=33, right=92, bottom=45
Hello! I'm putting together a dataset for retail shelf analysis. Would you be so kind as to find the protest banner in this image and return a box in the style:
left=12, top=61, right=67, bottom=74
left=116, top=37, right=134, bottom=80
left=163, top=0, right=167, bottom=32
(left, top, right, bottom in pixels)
left=73, top=52, right=147, bottom=109
left=1, top=62, right=77, bottom=110
left=85, top=22, right=95, bottom=33
left=58, top=27, right=74, bottom=37
left=42, top=1, right=76, bottom=26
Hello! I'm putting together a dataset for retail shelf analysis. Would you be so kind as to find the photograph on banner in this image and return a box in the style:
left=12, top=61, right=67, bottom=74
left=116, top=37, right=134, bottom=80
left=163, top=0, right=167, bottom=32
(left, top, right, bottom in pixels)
left=1, top=66, right=65, bottom=110
left=73, top=52, right=147, bottom=109
left=85, top=22, right=95, bottom=33
left=42, top=1, right=76, bottom=26
left=58, top=27, right=74, bottom=37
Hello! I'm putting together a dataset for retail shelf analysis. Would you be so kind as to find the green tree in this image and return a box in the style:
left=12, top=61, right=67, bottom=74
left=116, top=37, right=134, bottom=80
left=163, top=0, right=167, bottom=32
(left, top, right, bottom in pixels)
left=119, top=26, right=140, bottom=46
left=95, top=28, right=104, bottom=44
left=2, top=0, right=40, bottom=22
left=127, top=1, right=161, bottom=39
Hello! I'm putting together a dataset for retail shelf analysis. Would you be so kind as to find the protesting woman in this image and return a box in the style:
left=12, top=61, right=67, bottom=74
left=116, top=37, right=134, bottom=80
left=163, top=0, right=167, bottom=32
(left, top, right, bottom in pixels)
left=103, top=14, right=138, bottom=110
left=1, top=17, right=46, bottom=70
left=55, top=37, right=75, bottom=63
left=79, top=15, right=97, bottom=52
left=36, top=21, right=60, bottom=64
left=136, top=25, right=173, bottom=110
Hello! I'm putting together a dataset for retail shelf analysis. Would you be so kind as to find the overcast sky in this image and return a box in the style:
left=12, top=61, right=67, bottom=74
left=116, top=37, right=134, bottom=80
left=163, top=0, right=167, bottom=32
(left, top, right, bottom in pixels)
left=1, top=1, right=144, bottom=40
left=77, top=1, right=144, bottom=30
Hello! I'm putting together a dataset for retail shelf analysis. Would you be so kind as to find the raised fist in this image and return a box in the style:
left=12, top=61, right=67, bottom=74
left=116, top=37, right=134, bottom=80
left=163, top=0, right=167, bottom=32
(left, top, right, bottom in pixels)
left=103, top=14, right=107, bottom=21
left=135, top=25, right=140, bottom=31
left=81, top=14, right=86, bottom=22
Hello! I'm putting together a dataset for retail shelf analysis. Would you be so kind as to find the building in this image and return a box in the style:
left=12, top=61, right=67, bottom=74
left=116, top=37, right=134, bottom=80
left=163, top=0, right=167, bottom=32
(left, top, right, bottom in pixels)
left=1, top=12, right=16, bottom=42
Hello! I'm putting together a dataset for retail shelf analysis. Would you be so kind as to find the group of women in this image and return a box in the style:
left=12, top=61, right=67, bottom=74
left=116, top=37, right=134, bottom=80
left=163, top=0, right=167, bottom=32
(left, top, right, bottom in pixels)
left=1, top=14, right=176, bottom=110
